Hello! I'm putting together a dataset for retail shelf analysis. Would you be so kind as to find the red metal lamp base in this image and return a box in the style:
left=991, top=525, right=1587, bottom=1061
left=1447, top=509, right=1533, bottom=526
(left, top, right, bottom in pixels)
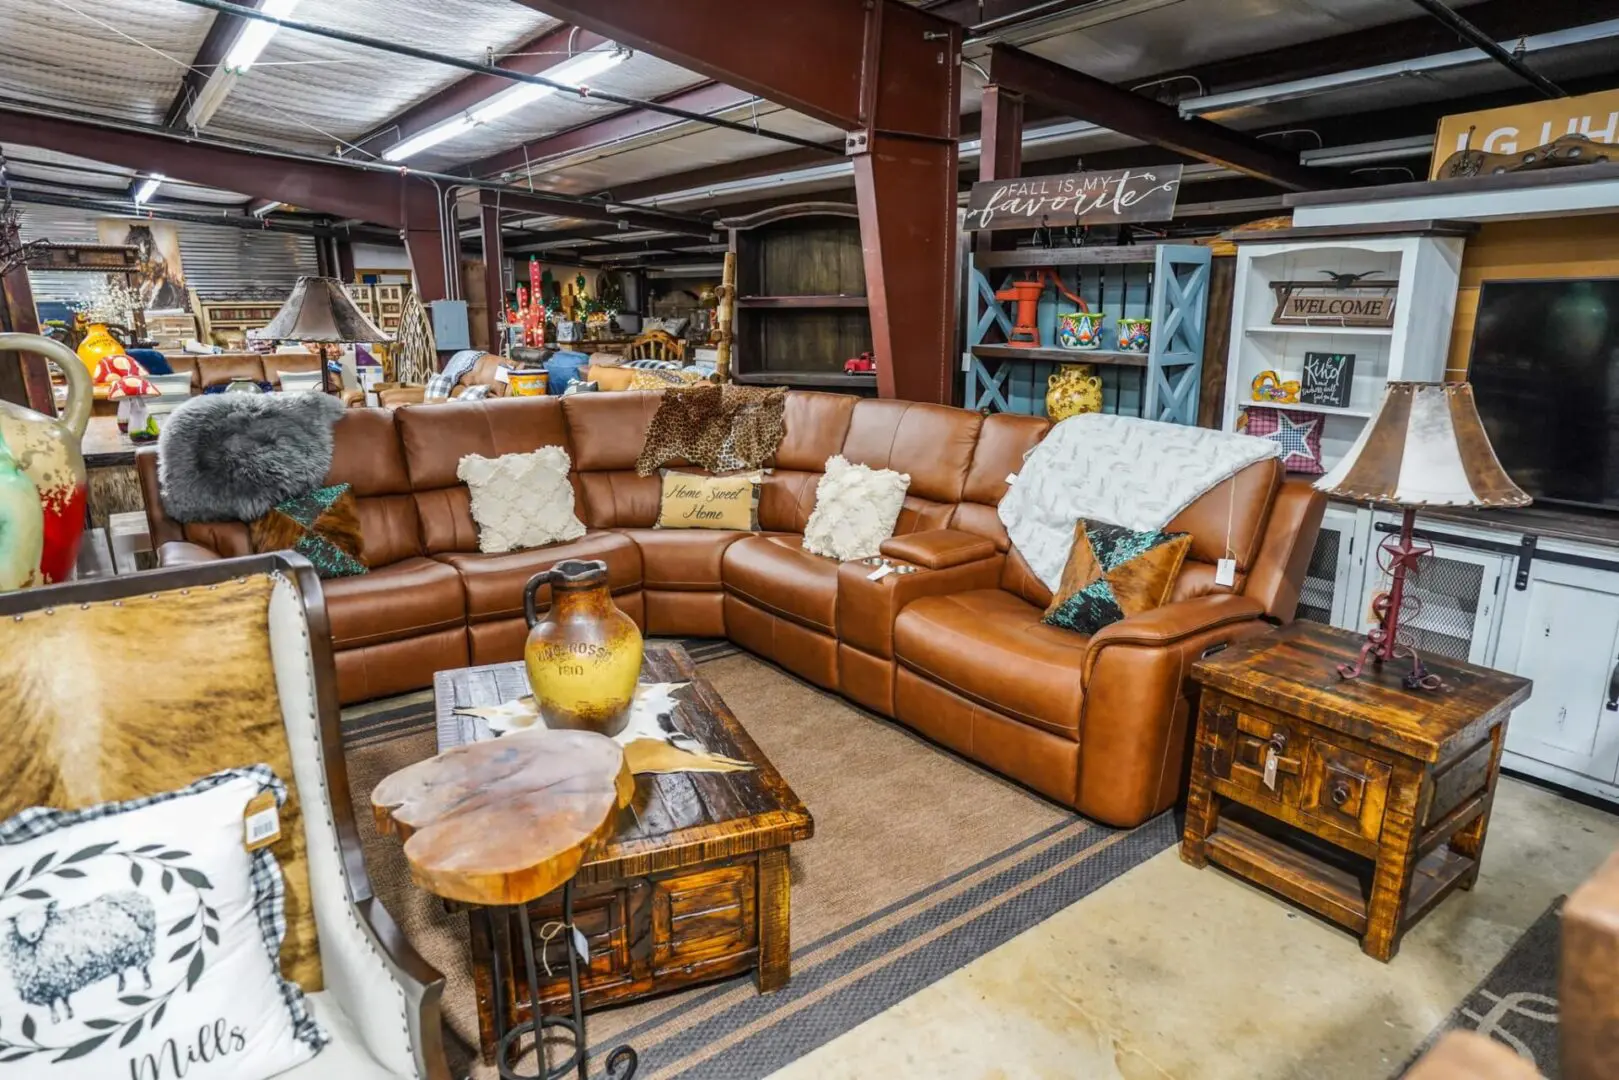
left=1335, top=507, right=1443, bottom=692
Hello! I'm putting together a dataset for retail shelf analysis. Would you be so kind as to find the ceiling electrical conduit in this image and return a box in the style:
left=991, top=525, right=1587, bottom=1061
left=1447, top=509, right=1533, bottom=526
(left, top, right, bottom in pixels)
left=167, top=0, right=842, bottom=157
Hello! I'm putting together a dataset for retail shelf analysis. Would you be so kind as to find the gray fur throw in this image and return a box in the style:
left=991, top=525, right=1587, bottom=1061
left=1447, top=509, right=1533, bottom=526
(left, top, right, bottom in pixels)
left=158, top=392, right=345, bottom=522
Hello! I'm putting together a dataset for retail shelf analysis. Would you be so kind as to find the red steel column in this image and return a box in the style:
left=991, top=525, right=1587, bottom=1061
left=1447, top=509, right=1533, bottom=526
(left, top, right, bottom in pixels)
left=480, top=203, right=505, bottom=353
left=974, top=83, right=1023, bottom=258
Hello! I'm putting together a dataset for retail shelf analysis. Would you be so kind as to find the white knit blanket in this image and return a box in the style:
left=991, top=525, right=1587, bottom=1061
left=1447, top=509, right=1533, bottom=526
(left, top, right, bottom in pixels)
left=998, top=414, right=1280, bottom=591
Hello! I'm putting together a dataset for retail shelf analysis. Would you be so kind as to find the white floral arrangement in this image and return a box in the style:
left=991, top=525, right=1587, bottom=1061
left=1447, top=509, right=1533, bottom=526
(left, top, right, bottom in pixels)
left=70, top=278, right=146, bottom=325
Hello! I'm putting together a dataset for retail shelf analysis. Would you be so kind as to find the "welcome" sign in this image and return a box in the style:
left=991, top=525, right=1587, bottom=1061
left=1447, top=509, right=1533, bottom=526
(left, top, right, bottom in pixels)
left=964, top=166, right=1183, bottom=231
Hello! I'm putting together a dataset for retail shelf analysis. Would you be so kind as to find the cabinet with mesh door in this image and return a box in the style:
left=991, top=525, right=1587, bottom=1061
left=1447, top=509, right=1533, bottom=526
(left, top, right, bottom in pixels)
left=1295, top=504, right=1370, bottom=630
left=1351, top=512, right=1509, bottom=668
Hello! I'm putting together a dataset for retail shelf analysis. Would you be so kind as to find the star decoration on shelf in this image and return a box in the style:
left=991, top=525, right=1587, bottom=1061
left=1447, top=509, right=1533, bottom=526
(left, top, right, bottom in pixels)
left=1265, top=411, right=1321, bottom=467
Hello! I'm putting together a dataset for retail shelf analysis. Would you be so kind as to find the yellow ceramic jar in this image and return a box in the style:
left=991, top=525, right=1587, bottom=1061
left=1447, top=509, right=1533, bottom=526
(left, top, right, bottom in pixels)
left=522, top=559, right=644, bottom=736
left=76, top=323, right=124, bottom=373
left=1046, top=364, right=1103, bottom=422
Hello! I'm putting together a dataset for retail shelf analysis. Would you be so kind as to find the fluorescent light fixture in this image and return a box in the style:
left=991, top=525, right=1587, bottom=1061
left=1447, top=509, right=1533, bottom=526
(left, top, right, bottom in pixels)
left=133, top=174, right=164, bottom=204
left=224, top=0, right=301, bottom=74
left=382, top=47, right=629, bottom=163
left=251, top=200, right=282, bottom=217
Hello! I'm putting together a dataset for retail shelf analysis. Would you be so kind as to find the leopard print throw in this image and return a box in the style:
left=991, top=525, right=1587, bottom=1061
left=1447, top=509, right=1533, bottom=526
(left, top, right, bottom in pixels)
left=635, top=384, right=788, bottom=476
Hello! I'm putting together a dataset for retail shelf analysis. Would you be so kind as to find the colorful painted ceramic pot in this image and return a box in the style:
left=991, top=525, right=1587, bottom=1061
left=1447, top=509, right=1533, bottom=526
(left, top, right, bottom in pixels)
left=75, top=323, right=125, bottom=373
left=0, top=438, right=44, bottom=592
left=507, top=370, right=549, bottom=397
left=1046, top=364, right=1103, bottom=422
left=523, top=559, right=644, bottom=737
left=1056, top=311, right=1107, bottom=350
left=0, top=333, right=90, bottom=586
left=1117, top=318, right=1152, bottom=352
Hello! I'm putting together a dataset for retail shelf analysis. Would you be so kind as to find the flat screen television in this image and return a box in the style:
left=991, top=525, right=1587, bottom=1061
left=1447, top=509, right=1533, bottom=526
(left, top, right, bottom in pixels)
left=1467, top=279, right=1619, bottom=513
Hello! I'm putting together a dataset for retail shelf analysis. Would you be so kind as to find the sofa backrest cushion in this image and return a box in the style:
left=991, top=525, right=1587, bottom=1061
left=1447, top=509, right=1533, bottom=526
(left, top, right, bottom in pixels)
left=327, top=407, right=423, bottom=567
left=952, top=412, right=1050, bottom=551
left=197, top=353, right=269, bottom=391
left=840, top=400, right=982, bottom=536
left=562, top=392, right=664, bottom=529
left=396, top=397, right=571, bottom=554
left=759, top=392, right=856, bottom=533
left=1165, top=457, right=1281, bottom=601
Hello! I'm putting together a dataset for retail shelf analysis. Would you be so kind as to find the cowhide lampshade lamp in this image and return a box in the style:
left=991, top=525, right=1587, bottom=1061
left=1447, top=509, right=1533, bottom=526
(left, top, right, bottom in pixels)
left=262, top=277, right=388, bottom=392
left=1315, top=382, right=1529, bottom=689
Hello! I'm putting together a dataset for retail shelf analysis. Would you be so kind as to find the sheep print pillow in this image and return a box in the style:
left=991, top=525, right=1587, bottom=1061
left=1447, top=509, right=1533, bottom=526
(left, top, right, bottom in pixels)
left=0, top=767, right=325, bottom=1079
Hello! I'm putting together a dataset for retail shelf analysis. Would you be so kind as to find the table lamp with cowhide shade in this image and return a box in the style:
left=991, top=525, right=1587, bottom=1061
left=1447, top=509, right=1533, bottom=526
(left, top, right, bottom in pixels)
left=1315, top=382, right=1529, bottom=689
left=261, top=276, right=388, bottom=393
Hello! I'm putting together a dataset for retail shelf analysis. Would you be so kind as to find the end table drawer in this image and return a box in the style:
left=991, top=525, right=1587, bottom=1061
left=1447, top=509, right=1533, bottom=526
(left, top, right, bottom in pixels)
left=1207, top=699, right=1391, bottom=844
left=1300, top=742, right=1391, bottom=843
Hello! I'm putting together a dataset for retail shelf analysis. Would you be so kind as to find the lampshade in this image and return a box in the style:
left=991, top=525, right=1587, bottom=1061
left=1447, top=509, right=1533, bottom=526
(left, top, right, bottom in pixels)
left=261, top=276, right=388, bottom=343
left=1315, top=382, right=1530, bottom=508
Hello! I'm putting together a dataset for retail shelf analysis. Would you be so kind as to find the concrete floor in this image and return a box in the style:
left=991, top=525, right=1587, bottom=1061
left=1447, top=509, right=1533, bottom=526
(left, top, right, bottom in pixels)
left=769, top=777, right=1619, bottom=1080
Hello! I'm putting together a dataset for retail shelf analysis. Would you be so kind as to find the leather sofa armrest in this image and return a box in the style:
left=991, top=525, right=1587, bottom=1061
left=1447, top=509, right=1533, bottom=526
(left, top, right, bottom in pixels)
left=158, top=541, right=225, bottom=566
left=1403, top=1032, right=1540, bottom=1080
left=1087, top=593, right=1266, bottom=651
left=1562, top=848, right=1619, bottom=1080
left=136, top=447, right=184, bottom=547
left=880, top=529, right=998, bottom=571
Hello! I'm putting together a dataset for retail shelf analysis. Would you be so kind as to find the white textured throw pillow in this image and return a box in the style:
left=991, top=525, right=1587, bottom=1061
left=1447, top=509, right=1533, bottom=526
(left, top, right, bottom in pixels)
left=458, top=446, right=587, bottom=553
left=0, top=768, right=325, bottom=1080
left=802, top=455, right=911, bottom=561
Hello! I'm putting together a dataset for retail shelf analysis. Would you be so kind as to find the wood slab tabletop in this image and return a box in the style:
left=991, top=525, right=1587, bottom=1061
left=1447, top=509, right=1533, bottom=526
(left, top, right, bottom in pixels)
left=372, top=728, right=635, bottom=906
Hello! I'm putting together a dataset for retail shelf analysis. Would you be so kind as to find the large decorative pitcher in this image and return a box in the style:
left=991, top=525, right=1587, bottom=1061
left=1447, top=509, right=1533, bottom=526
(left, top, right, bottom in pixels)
left=75, top=323, right=124, bottom=373
left=1046, top=364, right=1103, bottom=422
left=523, top=559, right=644, bottom=736
left=0, top=333, right=90, bottom=588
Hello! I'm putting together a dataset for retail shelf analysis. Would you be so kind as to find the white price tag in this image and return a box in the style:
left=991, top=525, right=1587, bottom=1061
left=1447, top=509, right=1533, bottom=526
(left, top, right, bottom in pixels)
left=571, top=926, right=590, bottom=963
left=244, top=793, right=281, bottom=851
left=866, top=564, right=894, bottom=582
left=1215, top=558, right=1237, bottom=587
left=1005, top=473, right=1019, bottom=485
left=1262, top=748, right=1278, bottom=791
left=494, top=365, right=513, bottom=384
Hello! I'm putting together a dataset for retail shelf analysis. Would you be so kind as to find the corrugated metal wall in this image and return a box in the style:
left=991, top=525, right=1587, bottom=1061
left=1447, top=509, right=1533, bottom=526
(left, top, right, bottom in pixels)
left=16, top=202, right=319, bottom=302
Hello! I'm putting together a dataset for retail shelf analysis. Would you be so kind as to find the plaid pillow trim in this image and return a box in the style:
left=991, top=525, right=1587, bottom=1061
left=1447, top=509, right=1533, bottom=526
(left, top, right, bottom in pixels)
left=0, top=766, right=328, bottom=1055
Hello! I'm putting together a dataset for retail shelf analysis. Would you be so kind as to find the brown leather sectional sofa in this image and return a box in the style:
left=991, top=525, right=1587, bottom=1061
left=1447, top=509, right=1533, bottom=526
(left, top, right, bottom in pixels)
left=137, top=391, right=1324, bottom=826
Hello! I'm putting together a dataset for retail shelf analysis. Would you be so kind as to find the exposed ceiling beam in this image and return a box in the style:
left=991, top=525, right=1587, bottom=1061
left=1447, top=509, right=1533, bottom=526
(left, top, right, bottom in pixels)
left=478, top=190, right=718, bottom=238
left=355, top=24, right=608, bottom=160
left=987, top=44, right=1330, bottom=191
left=1404, top=0, right=1566, bottom=98
left=1140, top=0, right=1616, bottom=100
left=465, top=81, right=761, bottom=178
left=162, top=0, right=263, bottom=129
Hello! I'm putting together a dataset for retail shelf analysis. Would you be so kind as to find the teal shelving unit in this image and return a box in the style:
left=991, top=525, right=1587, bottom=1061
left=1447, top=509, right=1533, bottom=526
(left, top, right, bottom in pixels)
left=963, top=243, right=1210, bottom=425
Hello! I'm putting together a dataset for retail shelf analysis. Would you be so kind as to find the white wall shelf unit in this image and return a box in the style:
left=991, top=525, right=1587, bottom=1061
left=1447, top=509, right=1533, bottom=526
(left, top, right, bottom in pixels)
left=1222, top=229, right=1467, bottom=475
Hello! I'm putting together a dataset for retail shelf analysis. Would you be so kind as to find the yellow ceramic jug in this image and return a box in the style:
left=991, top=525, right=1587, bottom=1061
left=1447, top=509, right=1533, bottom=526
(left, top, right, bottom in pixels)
left=75, top=323, right=124, bottom=373
left=1046, top=364, right=1103, bottom=422
left=522, top=559, right=644, bottom=736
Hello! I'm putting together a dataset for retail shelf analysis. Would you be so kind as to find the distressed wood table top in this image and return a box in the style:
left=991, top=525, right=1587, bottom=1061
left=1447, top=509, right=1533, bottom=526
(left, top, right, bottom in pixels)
left=435, top=642, right=814, bottom=884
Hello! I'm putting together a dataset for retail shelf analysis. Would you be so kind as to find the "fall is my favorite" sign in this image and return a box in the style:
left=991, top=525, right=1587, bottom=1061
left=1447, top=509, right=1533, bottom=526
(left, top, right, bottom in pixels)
left=964, top=166, right=1183, bottom=231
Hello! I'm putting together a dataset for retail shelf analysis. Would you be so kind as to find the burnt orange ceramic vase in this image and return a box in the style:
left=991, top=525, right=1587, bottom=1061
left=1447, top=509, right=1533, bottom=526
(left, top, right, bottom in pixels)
left=522, top=559, right=643, bottom=736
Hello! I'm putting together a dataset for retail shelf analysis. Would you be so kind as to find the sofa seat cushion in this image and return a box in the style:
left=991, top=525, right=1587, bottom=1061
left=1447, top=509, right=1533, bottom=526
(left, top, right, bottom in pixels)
left=621, top=528, right=748, bottom=592
left=438, top=530, right=641, bottom=622
left=723, top=533, right=841, bottom=633
left=279, top=992, right=400, bottom=1079
left=323, top=556, right=466, bottom=650
left=894, top=589, right=1087, bottom=738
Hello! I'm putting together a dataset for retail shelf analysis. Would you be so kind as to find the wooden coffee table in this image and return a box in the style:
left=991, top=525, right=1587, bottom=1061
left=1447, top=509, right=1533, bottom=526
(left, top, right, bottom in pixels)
left=435, top=642, right=814, bottom=1064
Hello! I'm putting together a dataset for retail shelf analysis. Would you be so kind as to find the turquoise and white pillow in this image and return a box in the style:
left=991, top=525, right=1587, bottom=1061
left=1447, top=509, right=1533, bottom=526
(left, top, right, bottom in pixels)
left=0, top=768, right=324, bottom=1078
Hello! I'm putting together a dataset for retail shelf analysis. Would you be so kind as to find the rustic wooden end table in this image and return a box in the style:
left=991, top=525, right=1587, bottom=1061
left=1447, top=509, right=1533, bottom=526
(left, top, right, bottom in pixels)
left=436, top=642, right=814, bottom=1064
left=372, top=728, right=640, bottom=1080
left=1181, top=621, right=1531, bottom=961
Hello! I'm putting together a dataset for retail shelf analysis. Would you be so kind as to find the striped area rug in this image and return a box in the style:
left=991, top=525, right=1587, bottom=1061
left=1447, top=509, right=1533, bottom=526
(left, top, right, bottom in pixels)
left=341, top=639, right=1174, bottom=1079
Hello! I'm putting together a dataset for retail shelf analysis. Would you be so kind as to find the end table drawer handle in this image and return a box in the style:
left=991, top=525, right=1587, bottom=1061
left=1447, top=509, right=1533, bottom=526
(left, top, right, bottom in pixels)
left=1330, top=780, right=1352, bottom=807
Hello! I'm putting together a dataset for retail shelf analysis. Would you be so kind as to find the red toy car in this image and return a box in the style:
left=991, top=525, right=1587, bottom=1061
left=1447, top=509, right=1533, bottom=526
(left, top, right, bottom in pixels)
left=844, top=351, right=877, bottom=375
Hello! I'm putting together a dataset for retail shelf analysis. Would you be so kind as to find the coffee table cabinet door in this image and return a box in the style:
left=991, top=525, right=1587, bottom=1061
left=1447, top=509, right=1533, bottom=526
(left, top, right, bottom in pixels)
left=652, top=863, right=758, bottom=978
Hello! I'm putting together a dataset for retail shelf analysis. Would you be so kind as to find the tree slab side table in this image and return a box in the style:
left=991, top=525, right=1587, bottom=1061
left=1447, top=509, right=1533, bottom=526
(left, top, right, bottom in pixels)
left=1182, top=621, right=1531, bottom=961
left=373, top=727, right=639, bottom=1079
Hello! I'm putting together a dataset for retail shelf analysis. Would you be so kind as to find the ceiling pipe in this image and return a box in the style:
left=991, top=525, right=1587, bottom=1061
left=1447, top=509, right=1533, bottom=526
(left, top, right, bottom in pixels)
left=168, top=0, right=841, bottom=156
left=1404, top=0, right=1567, bottom=98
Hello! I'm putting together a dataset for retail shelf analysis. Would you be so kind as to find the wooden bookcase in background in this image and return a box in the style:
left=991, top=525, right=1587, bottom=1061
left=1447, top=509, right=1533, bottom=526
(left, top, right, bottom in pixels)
left=727, top=203, right=875, bottom=391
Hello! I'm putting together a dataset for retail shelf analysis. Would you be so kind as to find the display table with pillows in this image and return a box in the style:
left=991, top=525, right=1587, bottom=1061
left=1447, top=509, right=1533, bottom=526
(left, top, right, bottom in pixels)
left=136, top=391, right=1324, bottom=827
